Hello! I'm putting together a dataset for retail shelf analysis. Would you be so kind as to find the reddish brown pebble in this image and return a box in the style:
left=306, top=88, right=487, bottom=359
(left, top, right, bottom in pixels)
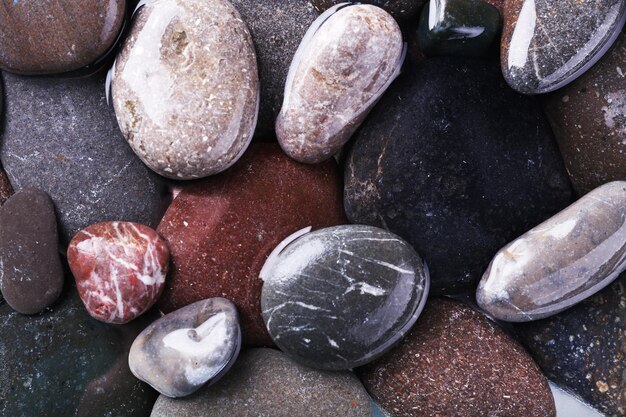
left=0, top=165, right=14, bottom=205
left=157, top=143, right=347, bottom=346
left=360, top=298, right=556, bottom=417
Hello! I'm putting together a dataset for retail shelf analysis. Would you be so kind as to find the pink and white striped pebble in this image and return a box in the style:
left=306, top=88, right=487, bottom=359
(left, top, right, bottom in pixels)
left=68, top=221, right=170, bottom=324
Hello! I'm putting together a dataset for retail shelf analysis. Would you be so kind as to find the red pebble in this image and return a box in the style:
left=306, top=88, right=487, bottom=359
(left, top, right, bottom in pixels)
left=68, top=221, right=169, bottom=324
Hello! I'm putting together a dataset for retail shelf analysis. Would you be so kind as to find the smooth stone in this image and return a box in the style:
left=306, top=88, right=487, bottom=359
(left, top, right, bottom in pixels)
left=543, top=31, right=626, bottom=195
left=0, top=189, right=63, bottom=314
left=150, top=348, right=372, bottom=417
left=344, top=58, right=574, bottom=295
left=501, top=0, right=626, bottom=94
left=0, top=72, right=168, bottom=243
left=68, top=221, right=169, bottom=324
left=0, top=164, right=14, bottom=206
left=0, top=1, right=126, bottom=75
left=277, top=4, right=404, bottom=164
left=310, top=0, right=426, bottom=19
left=112, top=0, right=259, bottom=180
left=157, top=143, right=347, bottom=346
left=484, top=0, right=503, bottom=11
left=229, top=0, right=318, bottom=137
left=360, top=298, right=556, bottom=417
left=261, top=225, right=429, bottom=370
left=0, top=287, right=158, bottom=416
left=477, top=181, right=626, bottom=322
left=516, top=273, right=625, bottom=417
left=130, top=298, right=240, bottom=398
left=550, top=382, right=605, bottom=417
left=417, top=0, right=501, bottom=57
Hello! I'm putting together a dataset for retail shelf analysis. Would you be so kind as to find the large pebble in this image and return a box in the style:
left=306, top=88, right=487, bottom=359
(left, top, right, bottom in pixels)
left=0, top=72, right=168, bottom=243
left=360, top=298, right=556, bottom=417
left=310, top=0, right=425, bottom=19
left=68, top=222, right=169, bottom=324
left=150, top=348, right=372, bottom=417
left=112, top=0, right=259, bottom=180
left=157, top=143, right=347, bottom=346
left=477, top=181, right=626, bottom=322
left=344, top=58, right=574, bottom=295
left=277, top=4, right=404, bottom=164
left=0, top=189, right=63, bottom=314
left=261, top=225, right=429, bottom=370
left=130, top=298, right=240, bottom=398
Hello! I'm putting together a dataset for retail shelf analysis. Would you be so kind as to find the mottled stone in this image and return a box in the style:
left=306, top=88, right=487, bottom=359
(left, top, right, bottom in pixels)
left=516, top=274, right=625, bottom=417
left=0, top=287, right=158, bottom=416
left=0, top=189, right=63, bottom=314
left=151, top=348, right=372, bottom=417
left=130, top=298, right=240, bottom=398
left=0, top=1, right=126, bottom=75
left=310, top=0, right=426, bottom=19
left=543, top=31, right=626, bottom=195
left=68, top=222, right=169, bottom=324
left=360, top=298, right=556, bottom=417
left=158, top=143, right=347, bottom=346
left=112, top=0, right=259, bottom=180
left=0, top=164, right=14, bottom=206
left=0, top=72, right=168, bottom=243
left=477, top=181, right=626, bottom=322
left=502, top=0, right=626, bottom=94
left=277, top=4, right=404, bottom=164
left=345, top=58, right=574, bottom=295
left=261, top=225, right=428, bottom=370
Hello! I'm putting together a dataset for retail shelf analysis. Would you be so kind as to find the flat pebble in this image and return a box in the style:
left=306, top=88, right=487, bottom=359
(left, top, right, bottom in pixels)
left=310, top=0, right=425, bottom=19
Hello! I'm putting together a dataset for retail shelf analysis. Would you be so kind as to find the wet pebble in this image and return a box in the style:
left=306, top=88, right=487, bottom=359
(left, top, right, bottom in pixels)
left=310, top=0, right=426, bottom=19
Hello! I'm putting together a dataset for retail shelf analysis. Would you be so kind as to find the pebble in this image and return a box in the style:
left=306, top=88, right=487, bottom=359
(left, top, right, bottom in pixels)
left=261, top=225, right=429, bottom=370
left=360, top=298, right=556, bottom=417
left=344, top=58, right=574, bottom=295
left=157, top=143, right=347, bottom=346
left=477, top=181, right=626, bottom=322
left=150, top=348, right=372, bottom=417
left=129, top=298, right=241, bottom=398
left=0, top=72, right=169, bottom=243
left=310, top=0, right=426, bottom=19
left=277, top=4, right=404, bottom=163
left=0, top=165, right=14, bottom=206
left=68, top=221, right=169, bottom=324
left=0, top=189, right=63, bottom=315
left=0, top=1, right=126, bottom=75
left=501, top=0, right=626, bottom=94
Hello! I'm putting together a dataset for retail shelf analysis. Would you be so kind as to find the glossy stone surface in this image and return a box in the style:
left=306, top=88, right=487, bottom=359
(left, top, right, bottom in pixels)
left=0, top=287, right=158, bottom=417
left=151, top=348, right=372, bottom=417
left=157, top=143, right=347, bottom=346
left=360, top=298, right=556, bottom=417
left=68, top=222, right=169, bottom=324
left=277, top=4, right=404, bottom=164
left=0, top=1, right=126, bottom=75
left=310, top=0, right=426, bottom=19
left=477, top=181, right=626, bottom=322
left=502, top=0, right=626, bottom=94
left=0, top=72, right=168, bottom=243
left=261, top=225, right=429, bottom=370
left=130, top=298, right=240, bottom=398
left=543, top=31, right=626, bottom=195
left=112, top=0, right=259, bottom=180
left=417, top=0, right=501, bottom=57
left=345, top=58, right=574, bottom=295
left=516, top=273, right=625, bottom=417
left=0, top=189, right=63, bottom=314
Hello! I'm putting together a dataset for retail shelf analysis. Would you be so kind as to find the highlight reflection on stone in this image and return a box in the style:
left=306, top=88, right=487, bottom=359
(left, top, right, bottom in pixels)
left=477, top=181, right=626, bottom=322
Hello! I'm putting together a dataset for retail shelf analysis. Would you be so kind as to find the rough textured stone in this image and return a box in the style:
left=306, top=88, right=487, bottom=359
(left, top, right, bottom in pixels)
left=112, top=0, right=259, bottom=180
left=0, top=72, right=169, bottom=243
left=501, top=0, right=626, bottom=94
left=0, top=189, right=63, bottom=314
left=310, top=0, right=426, bottom=19
left=277, top=4, right=404, bottom=164
left=68, top=221, right=169, bottom=324
left=0, top=1, right=126, bottom=75
left=543, top=31, right=626, bottom=196
left=261, top=225, right=429, bottom=370
left=516, top=273, right=625, bottom=417
left=150, top=348, right=372, bottom=417
left=477, top=181, right=626, bottom=322
left=344, top=58, right=574, bottom=295
left=157, top=143, right=347, bottom=346
left=360, top=298, right=556, bottom=417
left=130, top=298, right=240, bottom=398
